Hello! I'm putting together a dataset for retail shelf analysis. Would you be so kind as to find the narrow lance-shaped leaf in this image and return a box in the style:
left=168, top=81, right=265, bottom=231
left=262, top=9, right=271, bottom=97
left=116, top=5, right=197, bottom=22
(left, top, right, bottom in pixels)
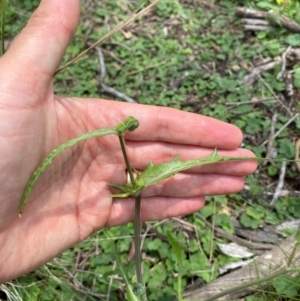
left=139, top=150, right=252, bottom=187
left=110, top=150, right=300, bottom=197
left=20, top=117, right=139, bottom=214
left=110, top=149, right=255, bottom=197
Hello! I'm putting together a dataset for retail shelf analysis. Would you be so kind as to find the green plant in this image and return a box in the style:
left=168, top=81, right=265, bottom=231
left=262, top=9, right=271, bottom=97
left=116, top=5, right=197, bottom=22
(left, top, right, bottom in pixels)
left=2, top=0, right=300, bottom=300
left=20, top=114, right=300, bottom=300
left=0, top=0, right=6, bottom=55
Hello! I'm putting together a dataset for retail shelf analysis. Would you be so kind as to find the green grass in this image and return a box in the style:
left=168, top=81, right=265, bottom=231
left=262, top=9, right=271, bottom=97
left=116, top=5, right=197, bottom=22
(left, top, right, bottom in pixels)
left=1, top=0, right=300, bottom=300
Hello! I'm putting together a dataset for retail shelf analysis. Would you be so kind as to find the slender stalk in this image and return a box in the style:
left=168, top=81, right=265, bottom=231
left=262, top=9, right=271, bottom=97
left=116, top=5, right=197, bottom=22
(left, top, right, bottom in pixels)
left=0, top=0, right=5, bottom=56
left=118, top=135, right=136, bottom=187
left=134, top=195, right=145, bottom=295
left=113, top=241, right=139, bottom=301
left=118, top=134, right=146, bottom=300
left=54, top=0, right=162, bottom=76
left=177, top=274, right=182, bottom=301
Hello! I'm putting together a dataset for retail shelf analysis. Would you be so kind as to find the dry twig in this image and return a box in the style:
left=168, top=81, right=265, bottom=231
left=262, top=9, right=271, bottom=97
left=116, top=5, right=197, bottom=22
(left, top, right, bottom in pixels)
left=240, top=18, right=273, bottom=31
left=242, top=58, right=282, bottom=85
left=54, top=0, right=162, bottom=75
left=277, top=45, right=292, bottom=80
left=236, top=7, right=300, bottom=33
left=270, top=160, right=287, bottom=206
left=258, top=74, right=292, bottom=115
left=95, top=47, right=137, bottom=103
left=265, top=112, right=277, bottom=164
left=225, top=97, right=276, bottom=106
left=195, top=213, right=273, bottom=252
left=242, top=48, right=300, bottom=86
left=262, top=113, right=300, bottom=146
left=182, top=235, right=300, bottom=301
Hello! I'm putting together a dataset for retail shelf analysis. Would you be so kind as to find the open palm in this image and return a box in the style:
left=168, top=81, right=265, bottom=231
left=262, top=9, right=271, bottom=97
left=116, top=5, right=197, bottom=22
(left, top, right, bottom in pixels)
left=0, top=0, right=257, bottom=283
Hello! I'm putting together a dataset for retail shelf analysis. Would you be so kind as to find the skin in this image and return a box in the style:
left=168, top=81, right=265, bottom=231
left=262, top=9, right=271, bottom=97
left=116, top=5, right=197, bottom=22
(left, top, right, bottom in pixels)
left=0, top=0, right=257, bottom=283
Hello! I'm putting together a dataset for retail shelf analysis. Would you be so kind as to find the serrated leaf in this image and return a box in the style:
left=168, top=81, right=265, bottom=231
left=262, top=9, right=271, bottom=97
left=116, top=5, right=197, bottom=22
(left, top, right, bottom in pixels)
left=111, top=149, right=255, bottom=197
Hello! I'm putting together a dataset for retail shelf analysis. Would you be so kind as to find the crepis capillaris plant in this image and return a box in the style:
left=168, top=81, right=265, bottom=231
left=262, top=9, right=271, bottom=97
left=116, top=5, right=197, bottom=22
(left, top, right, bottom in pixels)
left=19, top=116, right=299, bottom=300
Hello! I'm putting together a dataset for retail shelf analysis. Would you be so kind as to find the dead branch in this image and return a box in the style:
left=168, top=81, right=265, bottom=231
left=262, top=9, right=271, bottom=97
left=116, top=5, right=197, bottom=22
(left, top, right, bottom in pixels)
left=236, top=7, right=300, bottom=33
left=265, top=112, right=277, bottom=164
left=196, top=213, right=273, bottom=252
left=95, top=47, right=137, bottom=103
left=270, top=160, right=287, bottom=206
left=182, top=235, right=300, bottom=301
left=277, top=46, right=292, bottom=79
left=244, top=24, right=273, bottom=31
left=241, top=18, right=269, bottom=26
left=242, top=57, right=282, bottom=85
left=241, top=17, right=273, bottom=31
left=262, top=113, right=300, bottom=146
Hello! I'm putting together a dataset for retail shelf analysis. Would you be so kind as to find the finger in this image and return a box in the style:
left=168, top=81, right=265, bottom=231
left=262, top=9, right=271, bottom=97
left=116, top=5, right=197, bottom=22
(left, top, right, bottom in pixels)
left=141, top=174, right=245, bottom=197
left=125, top=141, right=257, bottom=175
left=83, top=99, right=243, bottom=149
left=106, top=197, right=206, bottom=227
left=1, top=0, right=80, bottom=98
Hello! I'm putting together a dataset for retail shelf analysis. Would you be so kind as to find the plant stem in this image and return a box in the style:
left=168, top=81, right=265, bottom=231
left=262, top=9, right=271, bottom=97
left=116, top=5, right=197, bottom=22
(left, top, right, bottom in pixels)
left=0, top=0, right=5, bottom=56
left=134, top=194, right=147, bottom=301
left=118, top=135, right=136, bottom=188
left=177, top=274, right=183, bottom=301
left=112, top=241, right=139, bottom=301
left=118, top=134, right=146, bottom=300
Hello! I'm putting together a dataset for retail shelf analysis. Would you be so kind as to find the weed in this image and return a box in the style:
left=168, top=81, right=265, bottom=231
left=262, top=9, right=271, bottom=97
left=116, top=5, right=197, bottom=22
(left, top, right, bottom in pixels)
left=1, top=0, right=300, bottom=300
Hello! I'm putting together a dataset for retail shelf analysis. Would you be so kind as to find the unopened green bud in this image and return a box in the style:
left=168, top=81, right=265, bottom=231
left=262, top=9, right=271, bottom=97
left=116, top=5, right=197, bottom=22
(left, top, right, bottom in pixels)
left=116, top=116, right=139, bottom=134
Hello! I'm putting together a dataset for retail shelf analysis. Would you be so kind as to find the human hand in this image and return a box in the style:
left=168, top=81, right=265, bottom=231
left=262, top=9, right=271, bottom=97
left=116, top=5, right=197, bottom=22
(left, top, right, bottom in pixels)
left=0, top=0, right=257, bottom=283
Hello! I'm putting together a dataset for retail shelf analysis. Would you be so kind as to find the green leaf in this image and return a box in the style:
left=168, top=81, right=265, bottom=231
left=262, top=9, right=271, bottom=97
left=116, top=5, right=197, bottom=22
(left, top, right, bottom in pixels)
left=148, top=262, right=167, bottom=287
left=265, top=212, right=280, bottom=224
left=246, top=206, right=265, bottom=220
left=111, top=150, right=256, bottom=197
left=199, top=203, right=214, bottom=218
left=20, top=117, right=138, bottom=214
left=188, top=253, right=208, bottom=273
left=273, top=275, right=298, bottom=298
left=167, top=232, right=184, bottom=267
left=278, top=138, right=295, bottom=158
left=293, top=67, right=300, bottom=89
left=286, top=34, right=300, bottom=46
left=267, top=165, right=278, bottom=176
left=256, top=1, right=273, bottom=9
left=147, top=238, right=163, bottom=251
left=214, top=214, right=234, bottom=234
left=295, top=228, right=300, bottom=243
left=23, top=283, right=41, bottom=301
left=240, top=213, right=261, bottom=229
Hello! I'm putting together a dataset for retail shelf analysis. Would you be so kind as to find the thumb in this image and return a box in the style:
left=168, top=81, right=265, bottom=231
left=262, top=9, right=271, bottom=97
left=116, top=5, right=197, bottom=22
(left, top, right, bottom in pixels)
left=1, top=0, right=80, bottom=88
